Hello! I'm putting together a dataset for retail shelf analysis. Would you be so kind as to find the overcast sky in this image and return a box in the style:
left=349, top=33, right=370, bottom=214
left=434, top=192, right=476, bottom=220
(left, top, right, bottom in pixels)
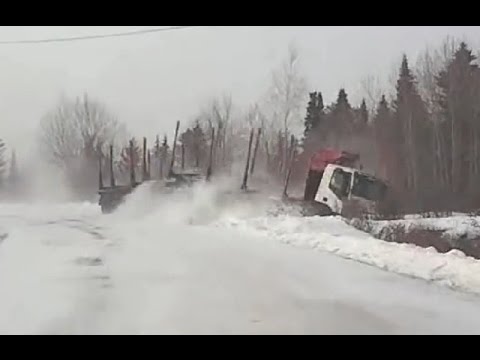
left=1, top=26, right=480, bottom=159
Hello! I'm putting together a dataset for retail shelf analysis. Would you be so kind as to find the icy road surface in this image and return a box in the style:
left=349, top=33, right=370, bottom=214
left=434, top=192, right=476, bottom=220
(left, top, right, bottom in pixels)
left=2, top=188, right=480, bottom=334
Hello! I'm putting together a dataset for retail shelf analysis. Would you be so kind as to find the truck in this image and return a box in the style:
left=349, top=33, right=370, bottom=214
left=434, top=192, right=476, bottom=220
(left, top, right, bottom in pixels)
left=98, top=121, right=210, bottom=214
left=284, top=148, right=388, bottom=217
left=98, top=119, right=387, bottom=218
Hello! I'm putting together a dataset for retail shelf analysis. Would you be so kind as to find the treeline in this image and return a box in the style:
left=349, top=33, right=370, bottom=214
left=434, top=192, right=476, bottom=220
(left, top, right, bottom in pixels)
left=21, top=44, right=307, bottom=200
left=184, top=37, right=480, bottom=216
left=33, top=92, right=211, bottom=200
left=36, top=94, right=127, bottom=200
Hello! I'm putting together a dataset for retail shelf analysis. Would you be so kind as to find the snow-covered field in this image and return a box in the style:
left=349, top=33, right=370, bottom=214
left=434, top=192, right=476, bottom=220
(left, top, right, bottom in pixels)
left=2, top=182, right=480, bottom=334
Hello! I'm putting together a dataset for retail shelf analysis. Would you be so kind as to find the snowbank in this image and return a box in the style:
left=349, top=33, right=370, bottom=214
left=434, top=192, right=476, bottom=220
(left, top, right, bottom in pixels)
left=368, top=215, right=480, bottom=240
left=213, top=214, right=480, bottom=295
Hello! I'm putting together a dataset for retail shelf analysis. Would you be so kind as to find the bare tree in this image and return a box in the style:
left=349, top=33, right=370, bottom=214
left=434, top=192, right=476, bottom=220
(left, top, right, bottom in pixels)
left=386, top=61, right=400, bottom=103
left=414, top=44, right=451, bottom=189
left=266, top=43, right=307, bottom=176
left=39, top=93, right=126, bottom=198
left=438, top=36, right=458, bottom=67
left=195, top=93, right=237, bottom=172
left=212, top=94, right=232, bottom=164
left=267, top=43, right=308, bottom=137
left=245, top=103, right=266, bottom=130
left=360, top=74, right=384, bottom=117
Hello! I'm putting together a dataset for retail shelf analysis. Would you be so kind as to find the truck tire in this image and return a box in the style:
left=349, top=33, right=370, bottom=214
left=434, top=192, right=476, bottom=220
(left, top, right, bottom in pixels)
left=100, top=202, right=113, bottom=214
left=301, top=201, right=334, bottom=217
left=99, top=198, right=120, bottom=214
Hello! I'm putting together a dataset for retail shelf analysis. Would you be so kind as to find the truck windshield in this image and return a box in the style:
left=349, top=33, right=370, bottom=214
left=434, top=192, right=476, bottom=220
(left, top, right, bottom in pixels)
left=351, top=173, right=387, bottom=201
left=328, top=168, right=352, bottom=199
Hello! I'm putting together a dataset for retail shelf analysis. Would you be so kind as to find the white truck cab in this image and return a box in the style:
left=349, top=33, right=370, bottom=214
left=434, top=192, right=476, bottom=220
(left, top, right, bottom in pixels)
left=315, top=164, right=387, bottom=215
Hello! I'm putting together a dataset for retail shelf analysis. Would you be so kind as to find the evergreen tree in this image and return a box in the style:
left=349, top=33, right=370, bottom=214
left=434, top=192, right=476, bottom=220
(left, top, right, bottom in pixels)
left=159, top=134, right=170, bottom=178
left=192, top=121, right=207, bottom=167
left=393, top=54, right=431, bottom=200
left=331, top=88, right=354, bottom=133
left=118, top=138, right=142, bottom=177
left=374, top=96, right=390, bottom=123
left=303, top=91, right=324, bottom=141
left=373, top=95, right=394, bottom=180
left=436, top=42, right=480, bottom=194
left=335, top=89, right=351, bottom=111
left=180, top=128, right=194, bottom=168
left=152, top=135, right=162, bottom=179
left=359, top=98, right=369, bottom=125
left=154, top=135, right=161, bottom=158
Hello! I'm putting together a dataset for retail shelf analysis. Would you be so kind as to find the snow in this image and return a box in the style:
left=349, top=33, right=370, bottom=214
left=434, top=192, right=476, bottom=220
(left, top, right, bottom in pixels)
left=368, top=215, right=480, bottom=240
left=2, top=183, right=480, bottom=334
left=213, top=213, right=480, bottom=295
left=0, top=208, right=106, bottom=334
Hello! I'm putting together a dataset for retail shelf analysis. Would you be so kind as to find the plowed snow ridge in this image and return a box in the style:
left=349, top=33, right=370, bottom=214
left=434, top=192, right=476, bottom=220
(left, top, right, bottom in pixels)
left=213, top=214, right=480, bottom=295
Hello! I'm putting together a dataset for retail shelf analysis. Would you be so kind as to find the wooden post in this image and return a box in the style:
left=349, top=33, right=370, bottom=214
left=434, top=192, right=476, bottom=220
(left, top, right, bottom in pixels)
left=194, top=139, right=200, bottom=168
left=147, top=150, right=151, bottom=180
left=159, top=143, right=165, bottom=180
left=214, top=126, right=221, bottom=169
left=250, top=128, right=262, bottom=175
left=277, top=131, right=284, bottom=175
left=159, top=155, right=163, bottom=179
left=181, top=141, right=185, bottom=170
left=288, top=134, right=295, bottom=165
left=129, top=139, right=135, bottom=187
left=109, top=145, right=115, bottom=187
left=168, top=121, right=180, bottom=178
left=98, top=155, right=104, bottom=190
left=283, top=130, right=290, bottom=178
left=265, top=140, right=270, bottom=174
left=206, top=128, right=215, bottom=181
left=241, top=129, right=255, bottom=191
left=142, top=137, right=148, bottom=182
left=283, top=136, right=297, bottom=198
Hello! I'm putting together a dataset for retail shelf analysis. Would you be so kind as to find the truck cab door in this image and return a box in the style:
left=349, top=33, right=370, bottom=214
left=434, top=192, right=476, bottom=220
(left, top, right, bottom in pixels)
left=315, top=166, right=353, bottom=214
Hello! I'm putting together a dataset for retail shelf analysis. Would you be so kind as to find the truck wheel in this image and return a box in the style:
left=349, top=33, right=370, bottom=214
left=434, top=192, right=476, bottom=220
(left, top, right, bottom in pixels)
left=101, top=203, right=111, bottom=214
left=100, top=201, right=117, bottom=214
left=301, top=201, right=333, bottom=217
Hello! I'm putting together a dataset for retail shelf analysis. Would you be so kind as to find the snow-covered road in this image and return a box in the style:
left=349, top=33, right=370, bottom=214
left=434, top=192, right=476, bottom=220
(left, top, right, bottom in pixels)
left=2, top=185, right=480, bottom=334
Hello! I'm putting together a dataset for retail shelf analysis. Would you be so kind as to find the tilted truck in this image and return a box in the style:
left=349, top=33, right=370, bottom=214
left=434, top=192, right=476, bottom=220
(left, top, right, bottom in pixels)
left=285, top=148, right=388, bottom=217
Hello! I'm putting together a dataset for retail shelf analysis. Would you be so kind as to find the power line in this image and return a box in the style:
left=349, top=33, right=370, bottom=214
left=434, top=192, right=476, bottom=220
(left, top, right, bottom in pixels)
left=0, top=26, right=197, bottom=44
